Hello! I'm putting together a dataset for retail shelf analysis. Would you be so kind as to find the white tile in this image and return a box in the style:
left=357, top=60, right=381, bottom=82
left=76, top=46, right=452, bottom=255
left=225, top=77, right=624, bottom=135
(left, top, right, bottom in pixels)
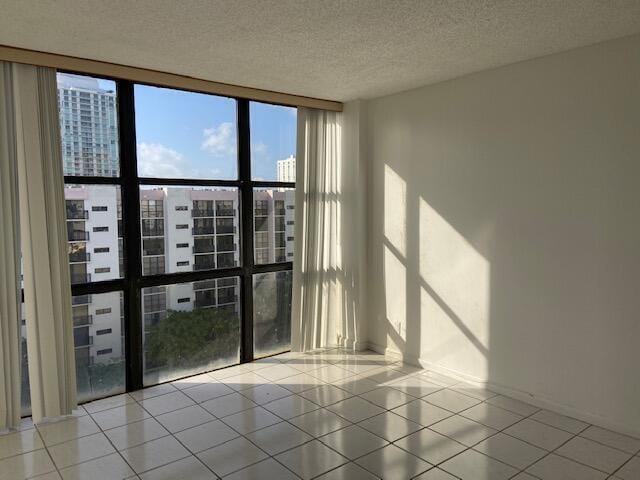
left=285, top=357, right=329, bottom=373
left=419, top=371, right=459, bottom=387
left=615, top=455, right=640, bottom=480
left=48, top=432, right=115, bottom=469
left=338, top=359, right=395, bottom=375
left=530, top=409, right=589, bottom=434
left=391, top=399, right=454, bottom=427
left=90, top=403, right=151, bottom=430
left=473, top=432, right=546, bottom=469
left=359, top=386, right=415, bottom=410
left=220, top=406, right=281, bottom=434
left=451, top=384, right=497, bottom=401
left=504, top=418, right=573, bottom=450
left=356, top=444, right=431, bottom=480
left=0, top=428, right=44, bottom=460
left=174, top=419, right=239, bottom=453
left=224, top=458, right=299, bottom=480
left=221, top=372, right=269, bottom=391
left=262, top=394, right=319, bottom=419
left=171, top=373, right=217, bottom=390
left=104, top=418, right=169, bottom=450
left=580, top=425, right=640, bottom=453
left=130, top=384, right=177, bottom=401
left=240, top=384, right=291, bottom=405
left=274, top=372, right=325, bottom=393
left=460, top=403, right=523, bottom=430
left=424, top=389, right=480, bottom=413
left=37, top=416, right=100, bottom=446
left=485, top=395, right=539, bottom=416
left=207, top=364, right=249, bottom=380
left=364, top=367, right=409, bottom=386
left=139, top=456, right=217, bottom=480
left=556, top=435, right=632, bottom=473
left=276, top=439, right=348, bottom=480
left=30, top=472, right=62, bottom=480
left=138, top=391, right=195, bottom=416
left=387, top=376, right=443, bottom=397
left=59, top=452, right=134, bottom=480
left=315, top=462, right=379, bottom=479
left=197, top=437, right=268, bottom=477
left=527, top=453, right=607, bottom=480
left=245, top=422, right=312, bottom=455
left=319, top=425, right=388, bottom=459
left=310, top=365, right=354, bottom=383
left=299, top=385, right=352, bottom=407
left=390, top=362, right=425, bottom=375
left=83, top=393, right=134, bottom=414
left=430, top=415, right=498, bottom=447
left=413, top=467, right=459, bottom=479
left=154, top=405, right=215, bottom=433
left=255, top=364, right=301, bottom=382
left=332, top=376, right=379, bottom=395
left=288, top=408, right=352, bottom=437
left=0, top=449, right=56, bottom=480
left=241, top=357, right=283, bottom=371
left=357, top=411, right=422, bottom=442
left=326, top=397, right=385, bottom=423
left=200, top=393, right=256, bottom=418
left=395, top=428, right=467, bottom=465
left=182, top=382, right=234, bottom=403
left=510, top=473, right=539, bottom=480
left=121, top=435, right=191, bottom=473
left=440, top=449, right=518, bottom=480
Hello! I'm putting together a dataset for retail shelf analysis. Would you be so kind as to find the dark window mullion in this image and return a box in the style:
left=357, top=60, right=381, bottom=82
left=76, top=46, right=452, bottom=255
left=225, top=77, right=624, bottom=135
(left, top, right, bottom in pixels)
left=238, top=99, right=254, bottom=363
left=117, top=80, right=144, bottom=392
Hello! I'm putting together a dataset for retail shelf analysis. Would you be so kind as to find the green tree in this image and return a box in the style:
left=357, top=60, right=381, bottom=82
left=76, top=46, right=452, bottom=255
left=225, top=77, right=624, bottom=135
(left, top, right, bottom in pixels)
left=145, top=308, right=239, bottom=371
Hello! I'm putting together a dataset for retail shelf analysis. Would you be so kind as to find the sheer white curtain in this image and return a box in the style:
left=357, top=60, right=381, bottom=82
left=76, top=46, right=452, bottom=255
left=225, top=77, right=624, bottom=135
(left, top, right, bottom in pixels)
left=1, top=61, right=77, bottom=425
left=291, top=106, right=366, bottom=351
left=0, top=62, right=22, bottom=430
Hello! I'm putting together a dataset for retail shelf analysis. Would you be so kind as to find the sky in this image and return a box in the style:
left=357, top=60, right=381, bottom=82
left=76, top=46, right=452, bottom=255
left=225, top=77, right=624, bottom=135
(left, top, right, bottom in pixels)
left=131, top=84, right=297, bottom=181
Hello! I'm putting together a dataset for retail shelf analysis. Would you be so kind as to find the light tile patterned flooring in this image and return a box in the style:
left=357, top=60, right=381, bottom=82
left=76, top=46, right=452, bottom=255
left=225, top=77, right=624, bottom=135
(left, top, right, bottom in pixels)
left=2, top=348, right=640, bottom=479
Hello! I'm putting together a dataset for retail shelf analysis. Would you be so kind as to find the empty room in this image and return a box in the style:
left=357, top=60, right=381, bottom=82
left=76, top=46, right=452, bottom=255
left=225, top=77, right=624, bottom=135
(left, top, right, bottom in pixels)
left=1, top=1, right=639, bottom=479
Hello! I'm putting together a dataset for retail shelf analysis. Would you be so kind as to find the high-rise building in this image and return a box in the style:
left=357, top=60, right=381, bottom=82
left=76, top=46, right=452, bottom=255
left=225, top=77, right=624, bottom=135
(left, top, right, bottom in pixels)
left=277, top=155, right=296, bottom=182
left=57, top=73, right=119, bottom=177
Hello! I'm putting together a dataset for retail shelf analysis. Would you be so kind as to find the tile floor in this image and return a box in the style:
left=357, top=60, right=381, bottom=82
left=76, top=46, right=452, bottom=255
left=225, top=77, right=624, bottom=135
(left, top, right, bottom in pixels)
left=2, top=348, right=639, bottom=479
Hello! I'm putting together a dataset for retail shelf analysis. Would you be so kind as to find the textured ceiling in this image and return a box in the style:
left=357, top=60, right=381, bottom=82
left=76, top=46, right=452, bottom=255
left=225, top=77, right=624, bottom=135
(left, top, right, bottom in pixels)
left=1, top=0, right=640, bottom=101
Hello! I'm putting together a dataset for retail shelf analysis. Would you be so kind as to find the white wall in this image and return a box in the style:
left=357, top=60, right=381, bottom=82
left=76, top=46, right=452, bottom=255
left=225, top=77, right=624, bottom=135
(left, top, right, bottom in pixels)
left=365, top=33, right=640, bottom=434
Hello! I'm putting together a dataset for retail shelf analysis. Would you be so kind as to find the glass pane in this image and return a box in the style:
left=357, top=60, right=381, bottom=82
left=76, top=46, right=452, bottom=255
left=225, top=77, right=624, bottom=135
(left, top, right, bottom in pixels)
left=57, top=73, right=119, bottom=177
left=253, top=271, right=292, bottom=358
left=140, top=186, right=239, bottom=275
left=134, top=85, right=237, bottom=179
left=74, top=291, right=126, bottom=402
left=142, top=278, right=240, bottom=386
left=253, top=189, right=295, bottom=264
left=65, top=185, right=124, bottom=283
left=250, top=102, right=297, bottom=181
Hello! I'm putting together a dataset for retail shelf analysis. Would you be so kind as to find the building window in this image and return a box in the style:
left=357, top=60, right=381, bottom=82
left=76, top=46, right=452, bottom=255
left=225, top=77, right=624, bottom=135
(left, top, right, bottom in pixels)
left=94, top=247, right=110, bottom=253
left=95, top=267, right=111, bottom=274
left=92, top=206, right=108, bottom=212
left=176, top=224, right=189, bottom=230
left=175, top=205, right=188, bottom=211
left=176, top=243, right=189, bottom=248
left=176, top=261, right=189, bottom=267
left=177, top=297, right=190, bottom=303
left=96, top=328, right=112, bottom=335
left=93, top=226, right=109, bottom=232
left=95, top=308, right=112, bottom=315
left=97, top=349, right=112, bottom=355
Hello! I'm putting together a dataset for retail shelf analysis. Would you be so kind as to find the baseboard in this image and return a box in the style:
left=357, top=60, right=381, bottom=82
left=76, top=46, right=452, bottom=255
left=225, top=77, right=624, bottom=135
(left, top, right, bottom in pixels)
left=367, top=341, right=640, bottom=439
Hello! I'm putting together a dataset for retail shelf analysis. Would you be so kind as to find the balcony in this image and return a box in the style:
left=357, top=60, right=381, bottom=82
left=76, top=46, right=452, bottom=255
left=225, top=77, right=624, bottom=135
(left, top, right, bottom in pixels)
left=68, top=230, right=90, bottom=242
left=71, top=272, right=92, bottom=284
left=216, top=225, right=236, bottom=234
left=192, top=226, right=216, bottom=235
left=193, top=243, right=215, bottom=254
left=191, top=209, right=215, bottom=218
left=69, top=251, right=91, bottom=263
left=194, top=255, right=216, bottom=271
left=73, top=314, right=93, bottom=327
left=66, top=209, right=89, bottom=220
left=72, top=294, right=92, bottom=306
left=216, top=208, right=235, bottom=217
left=217, top=294, right=238, bottom=305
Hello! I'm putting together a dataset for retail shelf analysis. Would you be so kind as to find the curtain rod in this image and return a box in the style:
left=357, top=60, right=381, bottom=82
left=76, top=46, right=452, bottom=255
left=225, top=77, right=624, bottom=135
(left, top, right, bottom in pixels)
left=0, top=44, right=343, bottom=112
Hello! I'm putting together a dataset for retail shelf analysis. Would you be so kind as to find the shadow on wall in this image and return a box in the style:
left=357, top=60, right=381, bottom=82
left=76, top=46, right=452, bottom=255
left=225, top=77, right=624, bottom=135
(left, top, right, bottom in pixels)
left=366, top=34, right=640, bottom=435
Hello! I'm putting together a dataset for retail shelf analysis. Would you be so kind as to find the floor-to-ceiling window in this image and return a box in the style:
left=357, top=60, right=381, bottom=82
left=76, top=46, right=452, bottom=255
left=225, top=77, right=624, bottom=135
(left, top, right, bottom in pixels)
left=20, top=72, right=297, bottom=411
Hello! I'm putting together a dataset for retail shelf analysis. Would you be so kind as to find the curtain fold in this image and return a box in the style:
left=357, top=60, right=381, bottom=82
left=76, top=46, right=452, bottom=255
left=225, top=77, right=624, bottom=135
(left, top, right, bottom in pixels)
left=0, top=62, right=22, bottom=430
left=11, top=63, right=77, bottom=423
left=292, top=107, right=365, bottom=352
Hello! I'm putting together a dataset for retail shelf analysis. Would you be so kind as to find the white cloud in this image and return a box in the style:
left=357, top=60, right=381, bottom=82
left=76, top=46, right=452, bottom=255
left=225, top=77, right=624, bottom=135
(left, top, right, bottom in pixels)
left=137, top=142, right=186, bottom=177
left=252, top=142, right=268, bottom=158
left=201, top=122, right=236, bottom=156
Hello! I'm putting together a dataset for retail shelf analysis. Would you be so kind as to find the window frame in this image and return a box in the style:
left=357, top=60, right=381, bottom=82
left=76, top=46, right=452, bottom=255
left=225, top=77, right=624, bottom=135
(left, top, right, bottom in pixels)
left=63, top=74, right=295, bottom=393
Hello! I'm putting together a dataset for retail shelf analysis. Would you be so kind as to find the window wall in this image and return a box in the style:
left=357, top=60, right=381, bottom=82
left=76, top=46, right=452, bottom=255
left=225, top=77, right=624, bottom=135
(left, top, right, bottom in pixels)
left=42, top=72, right=296, bottom=407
